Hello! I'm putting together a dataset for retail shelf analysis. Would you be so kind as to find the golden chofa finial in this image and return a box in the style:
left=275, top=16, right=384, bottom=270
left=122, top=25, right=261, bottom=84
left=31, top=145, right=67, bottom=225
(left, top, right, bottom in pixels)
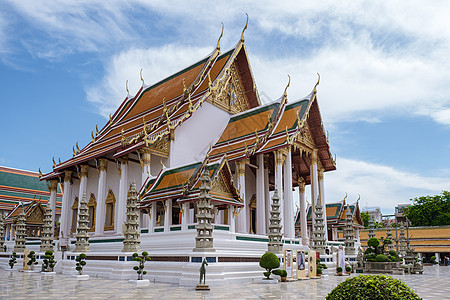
left=313, top=72, right=320, bottom=94
left=73, top=146, right=76, bottom=157
left=95, top=124, right=99, bottom=135
left=59, top=158, right=61, bottom=164
left=91, top=131, right=95, bottom=142
left=283, top=75, right=291, bottom=99
left=126, top=80, right=130, bottom=94
left=240, top=13, right=248, bottom=43
left=140, top=68, right=144, bottom=85
left=52, top=157, right=56, bottom=168
left=216, top=22, right=224, bottom=51
left=76, top=142, right=80, bottom=152
left=182, top=78, right=187, bottom=94
left=109, top=114, right=113, bottom=126
left=38, top=168, right=43, bottom=178
left=357, top=194, right=360, bottom=202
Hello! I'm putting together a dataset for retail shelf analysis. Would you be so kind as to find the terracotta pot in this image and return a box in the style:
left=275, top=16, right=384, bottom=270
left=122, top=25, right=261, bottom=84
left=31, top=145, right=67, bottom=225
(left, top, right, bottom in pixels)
left=280, top=277, right=286, bottom=282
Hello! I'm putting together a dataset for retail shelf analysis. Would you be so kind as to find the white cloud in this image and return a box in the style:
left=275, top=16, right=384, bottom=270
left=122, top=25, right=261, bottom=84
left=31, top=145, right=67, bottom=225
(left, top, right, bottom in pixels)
left=85, top=45, right=211, bottom=117
left=322, top=157, right=450, bottom=213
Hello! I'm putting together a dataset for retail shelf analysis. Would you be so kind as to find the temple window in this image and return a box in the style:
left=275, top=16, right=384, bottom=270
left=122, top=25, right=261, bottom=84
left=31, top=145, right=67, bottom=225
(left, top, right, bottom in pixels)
left=156, top=201, right=164, bottom=226
left=172, top=199, right=181, bottom=225
left=104, top=189, right=116, bottom=231
left=87, top=193, right=96, bottom=232
left=71, top=197, right=79, bottom=233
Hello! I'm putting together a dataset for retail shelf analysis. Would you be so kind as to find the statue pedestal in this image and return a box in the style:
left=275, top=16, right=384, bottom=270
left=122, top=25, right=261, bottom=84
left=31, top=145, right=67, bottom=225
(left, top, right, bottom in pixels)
left=196, top=284, right=210, bottom=290
left=129, top=279, right=150, bottom=287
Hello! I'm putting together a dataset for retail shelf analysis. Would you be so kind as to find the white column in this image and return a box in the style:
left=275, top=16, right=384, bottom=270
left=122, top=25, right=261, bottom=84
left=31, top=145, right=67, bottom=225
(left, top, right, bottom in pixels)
left=256, top=154, right=266, bottom=235
left=275, top=150, right=286, bottom=234
left=5, top=224, right=10, bottom=240
left=164, top=199, right=172, bottom=232
left=150, top=203, right=157, bottom=233
left=181, top=203, right=189, bottom=231
left=435, top=253, right=440, bottom=263
left=60, top=170, right=73, bottom=242
left=95, top=159, right=108, bottom=236
left=283, top=149, right=294, bottom=238
left=318, top=168, right=328, bottom=241
left=116, top=156, right=128, bottom=235
left=141, top=148, right=151, bottom=185
left=355, top=228, right=360, bottom=243
left=48, top=179, right=58, bottom=236
left=228, top=205, right=236, bottom=233
left=264, top=155, right=270, bottom=235
left=77, top=165, right=89, bottom=210
left=298, top=177, right=308, bottom=245
left=236, top=160, right=248, bottom=233
left=310, top=150, right=319, bottom=225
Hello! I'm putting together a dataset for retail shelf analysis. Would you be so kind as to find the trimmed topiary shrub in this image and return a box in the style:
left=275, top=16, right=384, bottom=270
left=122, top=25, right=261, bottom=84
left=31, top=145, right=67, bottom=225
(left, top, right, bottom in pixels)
left=132, top=251, right=151, bottom=280
left=75, top=253, right=87, bottom=275
left=364, top=248, right=374, bottom=255
left=389, top=250, right=397, bottom=257
left=259, top=252, right=280, bottom=279
left=375, top=254, right=389, bottom=262
left=317, top=267, right=322, bottom=275
left=27, top=251, right=38, bottom=270
left=366, top=253, right=376, bottom=261
left=336, top=267, right=343, bottom=273
left=345, top=266, right=352, bottom=273
left=326, top=275, right=421, bottom=300
left=42, top=250, right=56, bottom=272
left=9, top=252, right=17, bottom=269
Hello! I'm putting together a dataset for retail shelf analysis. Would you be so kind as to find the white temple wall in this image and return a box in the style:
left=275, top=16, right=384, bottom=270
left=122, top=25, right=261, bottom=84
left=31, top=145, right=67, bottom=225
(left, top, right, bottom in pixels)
left=128, top=161, right=143, bottom=189
left=106, top=161, right=120, bottom=197
left=86, top=167, right=99, bottom=201
left=170, top=101, right=230, bottom=168
left=71, top=180, right=80, bottom=206
left=150, top=154, right=168, bottom=176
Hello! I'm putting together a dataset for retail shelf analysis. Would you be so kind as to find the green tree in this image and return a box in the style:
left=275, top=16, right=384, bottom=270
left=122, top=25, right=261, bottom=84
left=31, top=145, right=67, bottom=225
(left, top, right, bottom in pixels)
left=361, top=212, right=370, bottom=228
left=404, top=191, right=450, bottom=227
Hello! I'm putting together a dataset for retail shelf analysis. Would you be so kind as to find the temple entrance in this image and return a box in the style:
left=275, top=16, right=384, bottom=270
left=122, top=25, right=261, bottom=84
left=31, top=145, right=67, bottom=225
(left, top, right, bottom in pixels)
left=249, top=195, right=256, bottom=234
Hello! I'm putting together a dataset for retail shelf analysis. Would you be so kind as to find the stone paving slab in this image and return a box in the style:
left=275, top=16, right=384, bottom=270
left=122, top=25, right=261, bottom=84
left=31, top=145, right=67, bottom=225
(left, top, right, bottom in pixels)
left=0, top=266, right=448, bottom=299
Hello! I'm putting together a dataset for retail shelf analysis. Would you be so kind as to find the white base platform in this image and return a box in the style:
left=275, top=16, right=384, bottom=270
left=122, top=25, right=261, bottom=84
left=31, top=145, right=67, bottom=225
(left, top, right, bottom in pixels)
left=256, top=278, right=279, bottom=284
left=72, top=274, right=90, bottom=280
left=41, top=272, right=56, bottom=275
left=129, top=279, right=150, bottom=287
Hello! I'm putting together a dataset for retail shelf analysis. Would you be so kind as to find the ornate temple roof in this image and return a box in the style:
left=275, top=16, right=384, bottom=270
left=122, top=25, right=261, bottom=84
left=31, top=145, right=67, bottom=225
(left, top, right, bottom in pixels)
left=0, top=166, right=62, bottom=214
left=140, top=157, right=242, bottom=207
left=4, top=200, right=49, bottom=225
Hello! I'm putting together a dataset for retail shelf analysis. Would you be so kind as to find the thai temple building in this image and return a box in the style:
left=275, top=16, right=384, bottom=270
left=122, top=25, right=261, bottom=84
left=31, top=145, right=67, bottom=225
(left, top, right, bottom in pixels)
left=7, top=22, right=339, bottom=284
left=0, top=166, right=62, bottom=242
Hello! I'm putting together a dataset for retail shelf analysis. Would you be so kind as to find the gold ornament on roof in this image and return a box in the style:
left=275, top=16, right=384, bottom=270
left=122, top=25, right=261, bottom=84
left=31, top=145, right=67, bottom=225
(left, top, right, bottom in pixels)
left=140, top=68, right=144, bottom=84
left=216, top=22, right=224, bottom=51
left=240, top=13, right=248, bottom=43
left=96, top=124, right=99, bottom=135
left=121, top=128, right=125, bottom=145
left=59, top=158, right=61, bottom=164
left=283, top=74, right=291, bottom=100
left=109, top=114, right=113, bottom=126
left=73, top=146, right=76, bottom=157
left=314, top=72, right=320, bottom=94
left=76, top=142, right=80, bottom=153
left=126, top=80, right=129, bottom=94
left=52, top=157, right=56, bottom=168
left=183, top=78, right=187, bottom=94
left=91, top=131, right=95, bottom=142
left=38, top=168, right=43, bottom=178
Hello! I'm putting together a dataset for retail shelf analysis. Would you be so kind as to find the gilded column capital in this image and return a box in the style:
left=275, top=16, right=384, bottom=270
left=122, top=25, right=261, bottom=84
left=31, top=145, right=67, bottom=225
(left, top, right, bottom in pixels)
left=98, top=159, right=108, bottom=172
left=297, top=177, right=306, bottom=193
left=140, top=148, right=151, bottom=167
left=79, top=164, right=89, bottom=178
left=275, top=149, right=287, bottom=166
left=318, top=169, right=324, bottom=181
left=64, top=170, right=73, bottom=182
left=120, top=155, right=129, bottom=165
left=236, top=158, right=249, bottom=176
left=48, top=179, right=58, bottom=192
left=311, top=149, right=318, bottom=165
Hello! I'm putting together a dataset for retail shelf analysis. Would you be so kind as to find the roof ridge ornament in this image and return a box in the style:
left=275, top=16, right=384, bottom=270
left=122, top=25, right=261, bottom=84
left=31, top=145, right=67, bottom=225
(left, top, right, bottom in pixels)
left=283, top=75, right=291, bottom=101
left=313, top=72, right=320, bottom=94
left=126, top=80, right=130, bottom=94
left=216, top=22, right=224, bottom=52
left=240, top=13, right=248, bottom=43
left=140, top=69, right=145, bottom=85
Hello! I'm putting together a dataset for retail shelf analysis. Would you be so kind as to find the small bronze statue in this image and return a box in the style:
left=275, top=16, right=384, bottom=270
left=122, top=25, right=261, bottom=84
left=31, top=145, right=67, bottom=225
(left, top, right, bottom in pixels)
left=199, top=258, right=208, bottom=285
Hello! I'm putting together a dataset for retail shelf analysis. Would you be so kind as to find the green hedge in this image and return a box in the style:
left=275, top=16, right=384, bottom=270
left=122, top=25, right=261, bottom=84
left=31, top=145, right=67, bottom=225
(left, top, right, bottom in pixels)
left=326, top=275, right=421, bottom=300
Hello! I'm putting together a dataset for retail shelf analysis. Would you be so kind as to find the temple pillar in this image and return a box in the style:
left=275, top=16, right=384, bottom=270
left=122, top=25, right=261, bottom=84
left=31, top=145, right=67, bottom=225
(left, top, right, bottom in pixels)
left=48, top=179, right=58, bottom=236
left=228, top=206, right=236, bottom=233
left=95, top=159, right=108, bottom=236
left=283, top=148, right=294, bottom=238
left=181, top=203, right=189, bottom=231
left=150, top=203, right=157, bottom=233
left=60, top=170, right=73, bottom=242
left=318, top=168, right=327, bottom=241
left=77, top=165, right=89, bottom=210
left=5, top=224, right=10, bottom=240
left=116, top=156, right=128, bottom=235
left=264, top=154, right=270, bottom=235
left=310, top=150, right=319, bottom=225
left=236, top=159, right=248, bottom=233
left=275, top=150, right=286, bottom=234
left=256, top=154, right=266, bottom=235
left=141, top=148, right=151, bottom=184
left=298, top=177, right=308, bottom=245
left=164, top=199, right=172, bottom=232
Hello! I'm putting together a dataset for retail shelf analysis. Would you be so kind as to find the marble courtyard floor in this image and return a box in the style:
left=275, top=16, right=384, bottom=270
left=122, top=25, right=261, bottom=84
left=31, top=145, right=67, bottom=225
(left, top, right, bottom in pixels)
left=0, top=265, right=448, bottom=299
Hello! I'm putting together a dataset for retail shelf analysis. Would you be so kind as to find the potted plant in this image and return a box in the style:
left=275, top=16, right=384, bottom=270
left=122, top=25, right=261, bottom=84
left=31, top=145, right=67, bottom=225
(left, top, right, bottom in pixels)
left=130, top=251, right=151, bottom=287
left=272, top=269, right=287, bottom=282
left=430, top=256, right=438, bottom=264
left=8, top=252, right=17, bottom=270
left=336, top=267, right=343, bottom=276
left=74, top=253, right=89, bottom=280
left=41, top=250, right=56, bottom=274
left=345, top=266, right=352, bottom=275
left=259, top=252, right=280, bottom=280
left=26, top=251, right=38, bottom=271
left=317, top=267, right=322, bottom=277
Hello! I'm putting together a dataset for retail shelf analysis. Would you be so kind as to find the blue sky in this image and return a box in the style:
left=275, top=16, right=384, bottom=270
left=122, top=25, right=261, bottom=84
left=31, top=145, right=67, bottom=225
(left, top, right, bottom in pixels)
left=1, top=1, right=449, bottom=213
